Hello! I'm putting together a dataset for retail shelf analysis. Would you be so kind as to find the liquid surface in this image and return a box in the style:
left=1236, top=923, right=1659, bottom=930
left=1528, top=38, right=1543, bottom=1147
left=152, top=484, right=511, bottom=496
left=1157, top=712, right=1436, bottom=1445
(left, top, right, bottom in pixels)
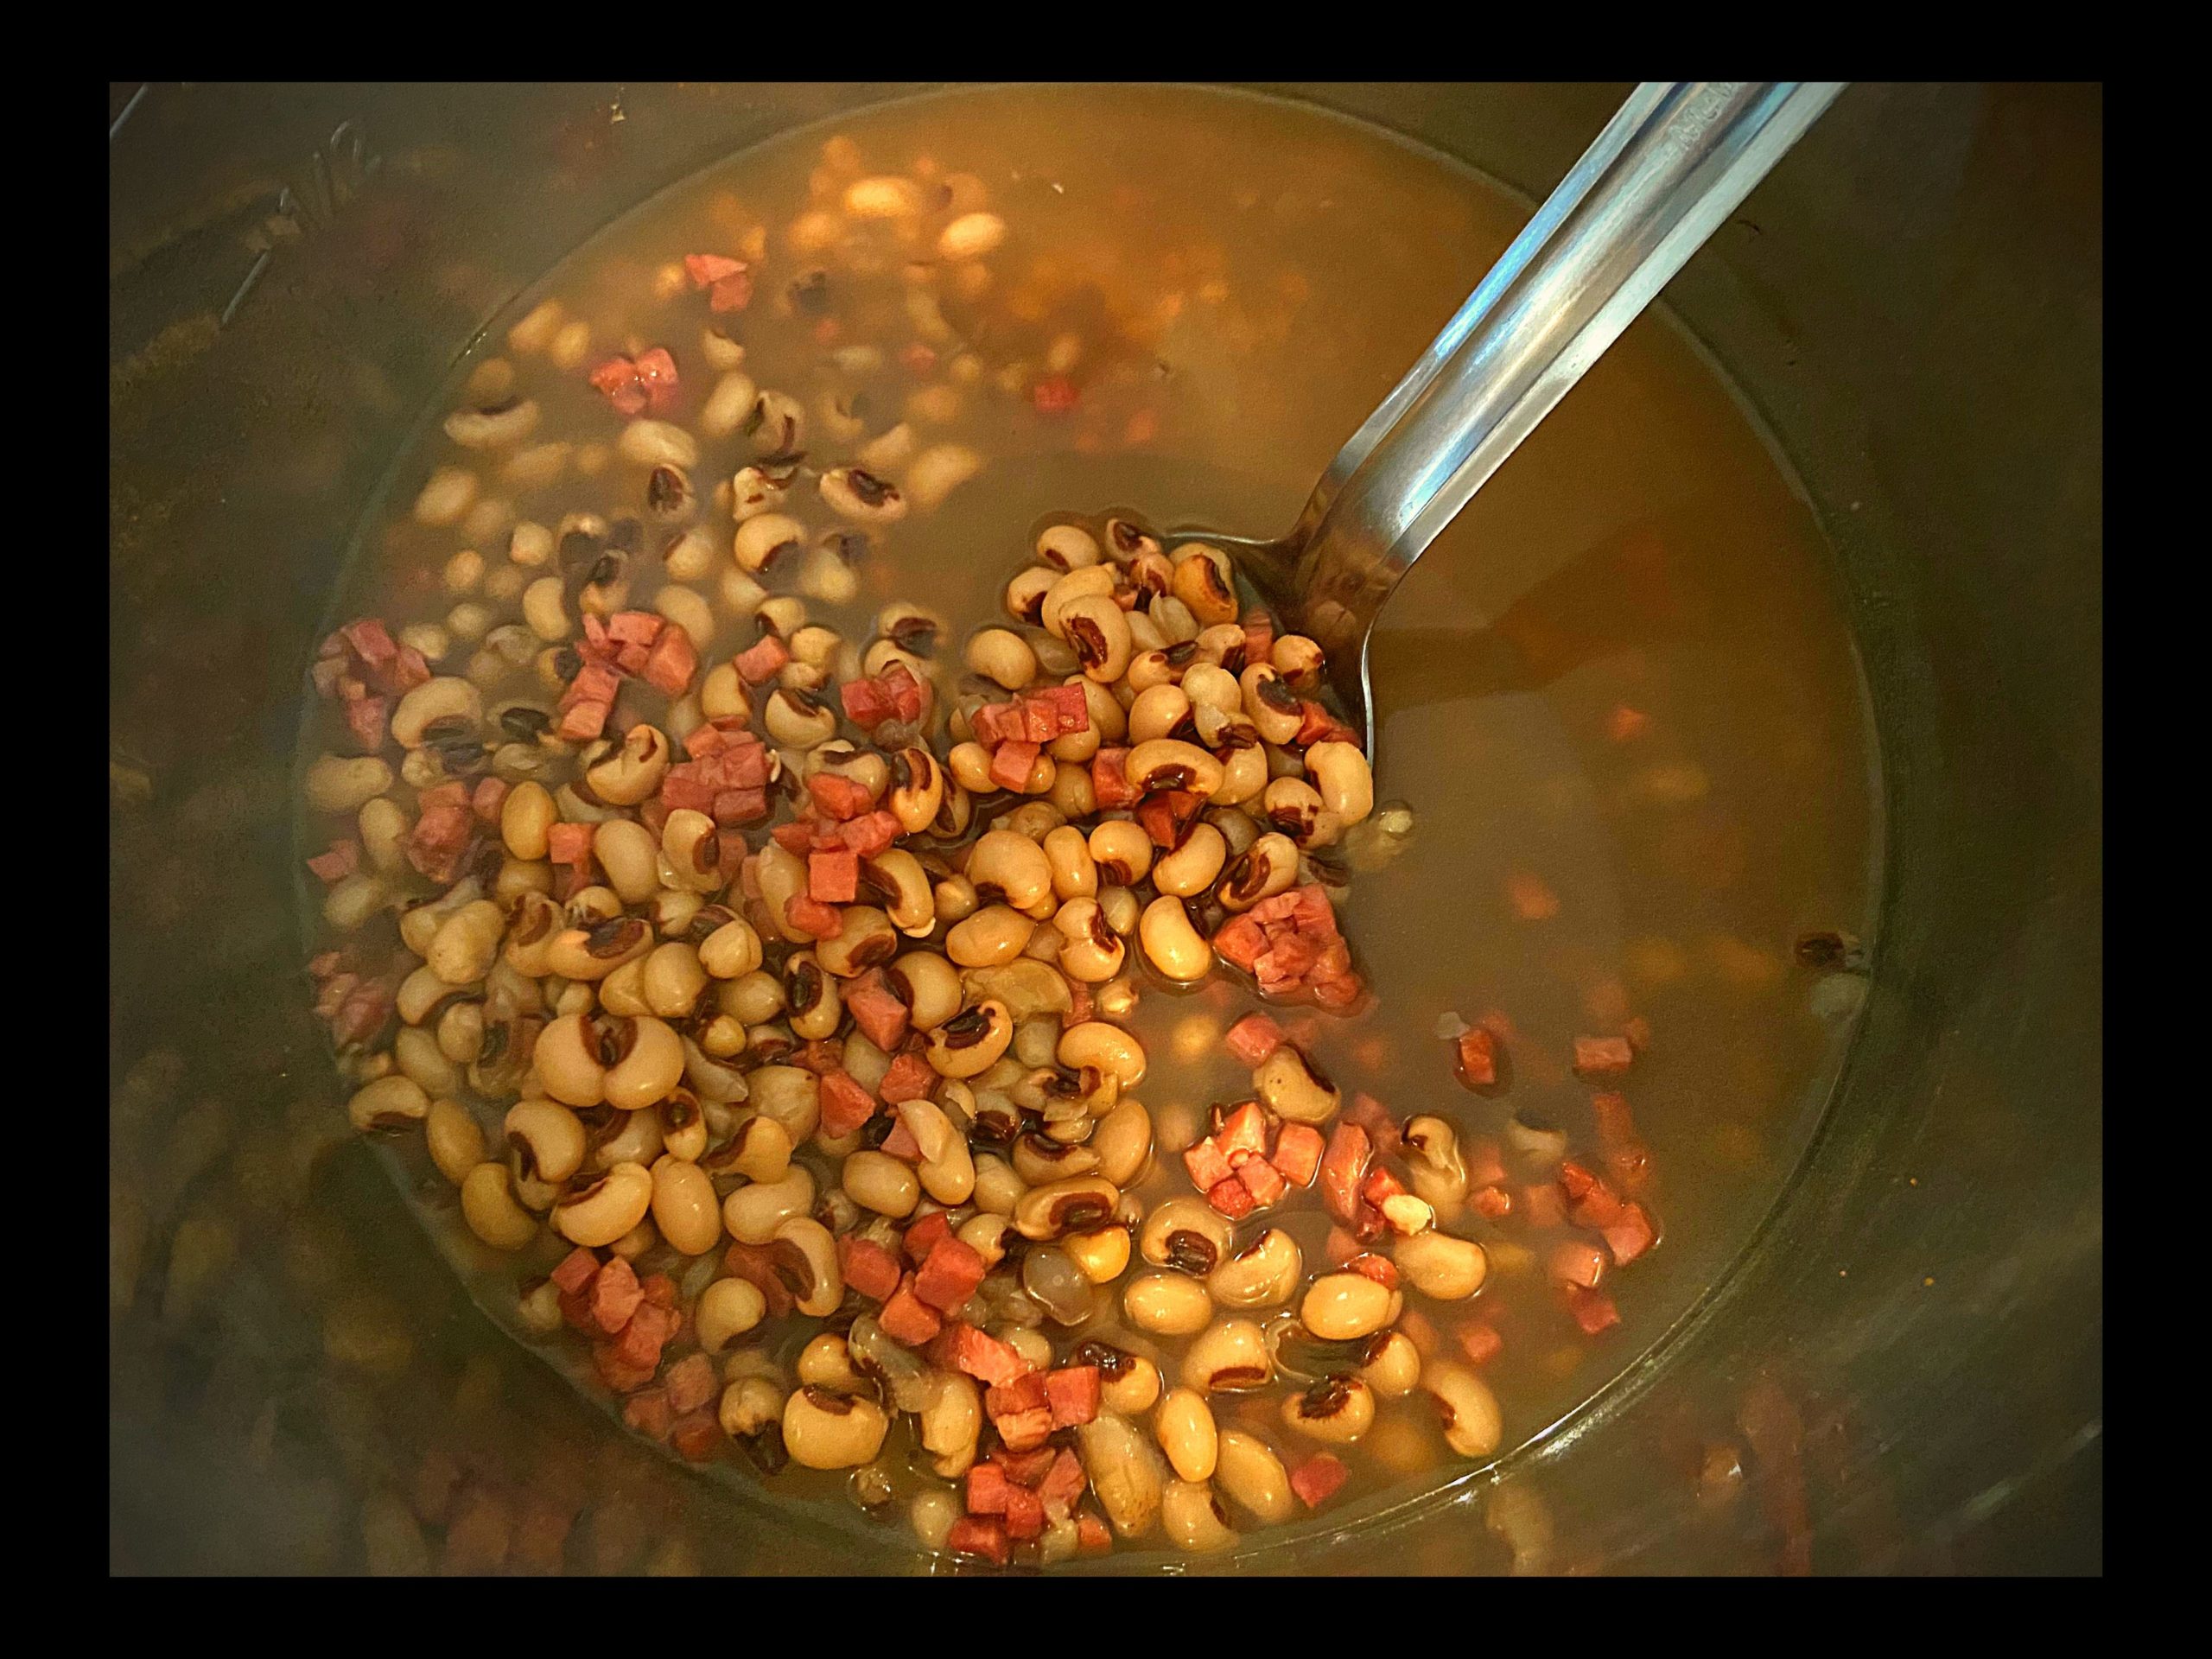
left=297, top=84, right=1878, bottom=1565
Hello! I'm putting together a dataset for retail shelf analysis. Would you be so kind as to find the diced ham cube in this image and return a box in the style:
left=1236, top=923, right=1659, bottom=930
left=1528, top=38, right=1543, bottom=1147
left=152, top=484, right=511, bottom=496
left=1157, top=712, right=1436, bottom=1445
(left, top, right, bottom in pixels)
left=937, top=1322, right=1032, bottom=1388
left=1454, top=1027, right=1501, bottom=1089
left=712, top=787, right=768, bottom=824
left=1548, top=1242, right=1606, bottom=1289
left=611, top=1301, right=675, bottom=1373
left=684, top=252, right=745, bottom=289
left=341, top=692, right=390, bottom=752
left=805, top=772, right=875, bottom=821
left=902, top=1211, right=951, bottom=1265
left=844, top=973, right=910, bottom=1052
left=1043, top=1365, right=1102, bottom=1428
left=989, top=740, right=1039, bottom=792
left=305, top=842, right=359, bottom=884
left=1207, top=1176, right=1258, bottom=1220
left=1002, top=1485, right=1046, bottom=1540
left=1213, top=914, right=1267, bottom=971
left=881, top=661, right=925, bottom=722
left=1236, top=1154, right=1289, bottom=1207
left=817, top=1069, right=877, bottom=1138
left=405, top=801, right=476, bottom=884
left=1567, top=1286, right=1620, bottom=1335
left=944, top=1516, right=1008, bottom=1565
left=1270, top=1123, right=1325, bottom=1187
left=1459, top=1321, right=1503, bottom=1365
left=709, top=271, right=753, bottom=313
left=1602, top=1204, right=1656, bottom=1265
left=995, top=1407, right=1055, bottom=1452
left=1216, top=1101, right=1270, bottom=1159
left=1290, top=1453, right=1349, bottom=1510
left=985, top=1372, right=1050, bottom=1421
left=1224, top=1013, right=1285, bottom=1067
left=550, top=1248, right=600, bottom=1294
left=1573, top=1035, right=1635, bottom=1078
left=1076, top=1511, right=1113, bottom=1554
left=837, top=1236, right=905, bottom=1301
left=1183, top=1137, right=1235, bottom=1193
left=664, top=1352, right=716, bottom=1415
left=1319, top=1123, right=1372, bottom=1224
left=880, top=1119, right=922, bottom=1160
left=632, top=347, right=680, bottom=410
left=914, top=1237, right=990, bottom=1313
left=623, top=1389, right=673, bottom=1440
left=878, top=1052, right=937, bottom=1105
left=836, top=810, right=900, bottom=856
left=808, top=847, right=860, bottom=903
left=589, top=1255, right=644, bottom=1334
left=733, top=634, right=790, bottom=683
left=1521, top=1182, right=1567, bottom=1230
left=784, top=893, right=844, bottom=941
left=556, top=697, right=612, bottom=742
left=643, top=626, right=697, bottom=696
left=1039, top=1446, right=1090, bottom=1514
left=967, top=1462, right=1011, bottom=1516
left=878, top=1276, right=944, bottom=1346
left=670, top=1410, right=722, bottom=1462
left=1091, top=748, right=1139, bottom=809
left=1033, top=683, right=1090, bottom=735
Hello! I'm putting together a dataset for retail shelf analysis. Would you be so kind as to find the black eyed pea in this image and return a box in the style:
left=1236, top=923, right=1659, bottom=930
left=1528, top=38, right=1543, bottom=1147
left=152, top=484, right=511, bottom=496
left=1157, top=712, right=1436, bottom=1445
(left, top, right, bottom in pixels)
left=1211, top=807, right=1262, bottom=859
left=1303, top=741, right=1376, bottom=829
left=1053, top=898, right=1126, bottom=983
left=1217, top=832, right=1300, bottom=913
left=649, top=1154, right=722, bottom=1255
left=957, top=1210, right=1012, bottom=1267
left=640, top=942, right=709, bottom=1020
left=860, top=850, right=935, bottom=938
left=1261, top=776, right=1342, bottom=850
left=700, top=662, right=752, bottom=724
left=1077, top=1413, right=1167, bottom=1540
left=782, top=1386, right=889, bottom=1471
left=763, top=687, right=838, bottom=749
left=1214, top=1430, right=1296, bottom=1525
left=427, top=899, right=506, bottom=986
left=1168, top=542, right=1239, bottom=626
left=1239, top=662, right=1306, bottom=746
left=1140, top=1196, right=1235, bottom=1276
left=1125, top=738, right=1225, bottom=798
left=551, top=1160, right=654, bottom=1249
left=747, top=1063, right=822, bottom=1145
left=1091, top=1098, right=1154, bottom=1187
left=1154, top=1386, right=1219, bottom=1482
left=347, top=1076, right=429, bottom=1135
left=797, top=1332, right=867, bottom=1392
left=1255, top=1044, right=1341, bottom=1125
left=1005, top=565, right=1058, bottom=626
left=1013, top=1175, right=1121, bottom=1241
left=396, top=963, right=457, bottom=1027
left=932, top=782, right=975, bottom=840
left=460, top=1162, right=540, bottom=1250
left=1138, top=895, right=1214, bottom=982
left=1393, top=1229, right=1491, bottom=1300
left=1211, top=739, right=1270, bottom=810
left=696, top=1277, right=768, bottom=1353
left=395, top=1026, right=463, bottom=1098
left=817, top=906, right=899, bottom=978
left=304, top=754, right=394, bottom=815
left=719, top=1374, right=786, bottom=1440
left=969, top=1154, right=1026, bottom=1218
left=721, top=1115, right=793, bottom=1184
left=818, top=465, right=907, bottom=524
left=617, top=417, right=697, bottom=469
left=603, top=1015, right=686, bottom=1111
left=887, top=747, right=944, bottom=835
left=391, top=677, right=484, bottom=749
left=584, top=724, right=672, bottom=806
left=925, top=1000, right=1014, bottom=1079
left=658, top=1090, right=709, bottom=1161
left=1421, top=1361, right=1504, bottom=1459
left=1160, top=1479, right=1240, bottom=1554
left=964, top=626, right=1039, bottom=690
left=1180, top=661, right=1243, bottom=713
left=1039, top=564, right=1116, bottom=639
left=842, top=1149, right=921, bottom=1218
left=1058, top=594, right=1133, bottom=683
left=505, top=1098, right=587, bottom=1183
left=589, top=820, right=661, bottom=906
left=1153, top=823, right=1228, bottom=897
left=1087, top=820, right=1154, bottom=887
left=1126, top=683, right=1192, bottom=747
left=919, top=1370, right=983, bottom=1479
left=1281, top=1374, right=1377, bottom=1445
left=594, top=1096, right=667, bottom=1172
left=888, top=950, right=962, bottom=1030
left=1062, top=1224, right=1133, bottom=1284
left=531, top=1013, right=605, bottom=1107
left=1272, top=632, right=1326, bottom=689
left=914, top=1126, right=977, bottom=1207
left=1148, top=593, right=1200, bottom=646
left=522, top=575, right=571, bottom=642
left=772, top=1217, right=844, bottom=1317
left=1301, top=1272, right=1396, bottom=1341
left=962, top=958, right=1075, bottom=1022
left=1122, top=1271, right=1214, bottom=1338
left=425, top=1099, right=486, bottom=1185
left=1056, top=1021, right=1145, bottom=1087
left=965, top=830, right=1055, bottom=912
left=721, top=1166, right=816, bottom=1245
left=754, top=844, right=814, bottom=944
left=910, top=1488, right=963, bottom=1551
left=1125, top=609, right=1168, bottom=657
left=944, top=905, right=1036, bottom=969
left=1207, top=1227, right=1305, bottom=1310
left=500, top=780, right=556, bottom=861
left=718, top=969, right=784, bottom=1028
left=1047, top=760, right=1096, bottom=820
left=1357, top=1330, right=1425, bottom=1397
left=1035, top=524, right=1099, bottom=570
left=1182, top=1318, right=1275, bottom=1395
left=359, top=796, right=410, bottom=874
left=698, top=917, right=765, bottom=980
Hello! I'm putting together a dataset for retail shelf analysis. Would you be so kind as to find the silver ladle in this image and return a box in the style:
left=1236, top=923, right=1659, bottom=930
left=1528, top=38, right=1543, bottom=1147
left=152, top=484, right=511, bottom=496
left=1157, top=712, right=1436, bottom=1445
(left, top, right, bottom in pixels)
left=1225, top=80, right=1847, bottom=756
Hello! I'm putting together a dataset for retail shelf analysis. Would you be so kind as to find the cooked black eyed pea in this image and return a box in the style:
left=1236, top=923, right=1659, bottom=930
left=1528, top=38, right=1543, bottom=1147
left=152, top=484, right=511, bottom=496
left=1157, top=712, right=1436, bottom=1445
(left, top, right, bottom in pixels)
left=1039, top=565, right=1116, bottom=640
left=397, top=964, right=454, bottom=1027
left=696, top=1277, right=768, bottom=1353
left=1254, top=1045, right=1340, bottom=1125
left=1217, top=831, right=1300, bottom=913
left=797, top=1332, right=867, bottom=1393
left=1125, top=683, right=1191, bottom=747
left=1206, top=1227, right=1305, bottom=1310
left=590, top=1100, right=665, bottom=1172
left=925, top=999, right=1014, bottom=1079
left=583, top=723, right=671, bottom=806
left=461, top=1162, right=540, bottom=1250
left=1062, top=1224, right=1133, bottom=1283
left=887, top=747, right=944, bottom=835
left=1124, top=649, right=1176, bottom=696
left=1281, top=1374, right=1377, bottom=1445
left=1179, top=661, right=1242, bottom=713
left=1421, top=1361, right=1504, bottom=1459
left=957, top=1208, right=1012, bottom=1266
left=720, top=1115, right=793, bottom=1185
left=1005, top=565, right=1058, bottom=626
left=1012, top=1127, right=1099, bottom=1185
left=390, top=677, right=484, bottom=749
left=964, top=626, right=1039, bottom=690
left=819, top=466, right=907, bottom=524
left=1053, top=898, right=1127, bottom=982
left=933, top=871, right=980, bottom=925
left=1138, top=895, right=1214, bottom=982
left=1021, top=1244, right=1098, bottom=1325
left=1058, top=594, right=1134, bottom=683
left=505, top=1098, right=587, bottom=1183
left=427, top=899, right=505, bottom=986
left=544, top=915, right=653, bottom=982
left=700, top=661, right=752, bottom=722
left=842, top=1149, right=921, bottom=1218
left=657, top=808, right=722, bottom=894
left=763, top=687, right=838, bottom=749
left=347, top=1076, right=429, bottom=1134
left=1090, top=1098, right=1154, bottom=1187
left=860, top=850, right=935, bottom=937
left=640, top=942, right=708, bottom=1020
left=698, top=917, right=765, bottom=980
left=396, top=1026, right=463, bottom=1097
left=1402, top=1115, right=1471, bottom=1213
left=1127, top=548, right=1173, bottom=599
left=604, top=1016, right=686, bottom=1110
left=1214, top=1430, right=1296, bottom=1525
left=531, top=1014, right=606, bottom=1106
left=1182, top=1318, right=1274, bottom=1394
left=1086, top=820, right=1154, bottom=888
left=719, top=969, right=784, bottom=1027
left=772, top=1217, right=843, bottom=1316
left=784, top=950, right=843, bottom=1041
left=1261, top=776, right=1341, bottom=849
left=658, top=1090, right=709, bottom=1161
left=963, top=957, right=1076, bottom=1023
left=1238, top=662, right=1306, bottom=746
left=1161, top=1480, right=1240, bottom=1554
left=931, top=781, right=975, bottom=840
left=817, top=906, right=900, bottom=979
left=1036, top=523, right=1101, bottom=569
left=499, top=780, right=556, bottom=861
left=1122, top=1271, right=1214, bottom=1337
left=782, top=1386, right=890, bottom=1471
left=946, top=741, right=995, bottom=794
left=719, top=1375, right=786, bottom=1443
left=1303, top=740, right=1376, bottom=828
left=551, top=1160, right=654, bottom=1248
left=754, top=844, right=812, bottom=944
left=1125, top=738, right=1224, bottom=798
left=965, top=830, right=1056, bottom=912
left=1168, top=542, right=1240, bottom=626
left=1394, top=1229, right=1491, bottom=1300
left=425, top=1099, right=485, bottom=1185
left=733, top=511, right=804, bottom=574
left=1154, top=1386, right=1219, bottom=1482
left=602, top=957, right=658, bottom=1019
left=1271, top=632, right=1326, bottom=690
left=945, top=904, right=1036, bottom=968
left=1153, top=823, right=1228, bottom=897
left=919, top=1370, right=983, bottom=1479
left=1012, top=1175, right=1120, bottom=1241
left=1140, top=1197, right=1235, bottom=1276
left=649, top=1154, right=722, bottom=1255
left=1302, top=1272, right=1396, bottom=1341
left=1056, top=1020, right=1145, bottom=1087
left=888, top=950, right=963, bottom=1031
left=1211, top=736, right=1270, bottom=809
left=1078, top=1412, right=1167, bottom=1540
left=1047, top=761, right=1097, bottom=822
left=1357, top=1330, right=1424, bottom=1397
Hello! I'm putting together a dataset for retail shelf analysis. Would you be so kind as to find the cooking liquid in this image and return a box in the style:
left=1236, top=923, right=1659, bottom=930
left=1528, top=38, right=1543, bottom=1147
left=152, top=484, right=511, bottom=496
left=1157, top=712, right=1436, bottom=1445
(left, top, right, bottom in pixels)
left=299, top=84, right=1878, bottom=1561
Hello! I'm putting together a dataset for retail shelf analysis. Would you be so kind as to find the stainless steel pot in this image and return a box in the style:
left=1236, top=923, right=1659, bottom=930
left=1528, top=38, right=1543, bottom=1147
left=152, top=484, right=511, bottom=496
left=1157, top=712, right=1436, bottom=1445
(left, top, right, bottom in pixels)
left=108, top=81, right=2101, bottom=1574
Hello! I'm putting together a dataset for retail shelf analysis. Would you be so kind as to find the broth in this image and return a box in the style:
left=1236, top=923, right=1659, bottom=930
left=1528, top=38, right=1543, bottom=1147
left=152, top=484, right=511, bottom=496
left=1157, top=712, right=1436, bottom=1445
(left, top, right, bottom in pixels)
left=294, top=84, right=1877, bottom=1567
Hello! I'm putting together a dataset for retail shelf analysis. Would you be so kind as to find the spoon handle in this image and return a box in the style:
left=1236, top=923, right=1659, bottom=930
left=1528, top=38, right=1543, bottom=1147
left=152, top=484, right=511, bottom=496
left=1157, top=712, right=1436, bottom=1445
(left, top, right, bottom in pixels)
left=1286, top=81, right=1845, bottom=713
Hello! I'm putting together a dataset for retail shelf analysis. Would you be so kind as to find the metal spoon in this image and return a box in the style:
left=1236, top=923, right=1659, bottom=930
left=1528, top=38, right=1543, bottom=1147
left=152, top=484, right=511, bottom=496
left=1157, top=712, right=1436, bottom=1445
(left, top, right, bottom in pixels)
left=1222, top=81, right=1847, bottom=756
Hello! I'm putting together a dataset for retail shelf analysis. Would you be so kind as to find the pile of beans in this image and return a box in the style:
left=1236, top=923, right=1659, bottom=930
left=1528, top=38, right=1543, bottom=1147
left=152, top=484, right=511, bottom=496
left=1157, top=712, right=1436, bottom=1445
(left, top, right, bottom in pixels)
left=299, top=138, right=1661, bottom=1567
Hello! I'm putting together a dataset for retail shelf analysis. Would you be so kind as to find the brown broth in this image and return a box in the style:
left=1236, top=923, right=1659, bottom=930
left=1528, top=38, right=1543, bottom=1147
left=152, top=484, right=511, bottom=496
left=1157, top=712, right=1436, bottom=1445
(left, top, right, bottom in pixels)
left=298, top=84, right=1878, bottom=1561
